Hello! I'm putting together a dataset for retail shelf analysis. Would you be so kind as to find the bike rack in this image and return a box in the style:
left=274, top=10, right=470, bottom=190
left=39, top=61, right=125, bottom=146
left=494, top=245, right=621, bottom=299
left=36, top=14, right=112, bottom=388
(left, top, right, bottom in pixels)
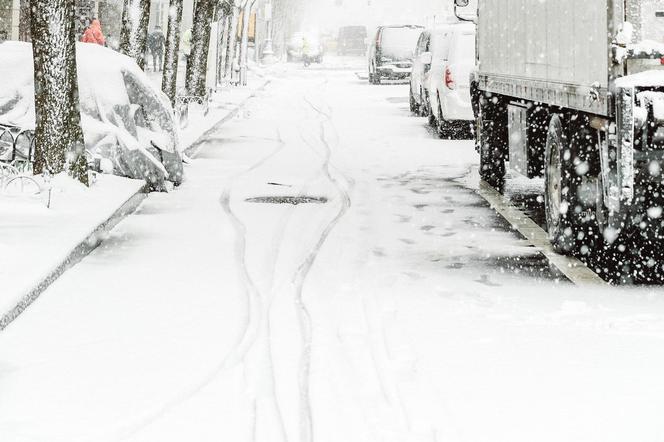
left=0, top=124, right=37, bottom=191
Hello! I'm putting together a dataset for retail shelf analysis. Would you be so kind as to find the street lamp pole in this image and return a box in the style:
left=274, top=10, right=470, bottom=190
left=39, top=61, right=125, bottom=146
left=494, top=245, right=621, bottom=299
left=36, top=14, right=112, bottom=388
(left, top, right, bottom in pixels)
left=261, top=0, right=276, bottom=63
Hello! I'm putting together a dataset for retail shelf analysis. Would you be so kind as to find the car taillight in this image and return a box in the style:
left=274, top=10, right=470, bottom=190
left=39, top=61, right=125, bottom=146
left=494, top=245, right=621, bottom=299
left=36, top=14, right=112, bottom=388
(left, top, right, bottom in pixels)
left=445, top=67, right=455, bottom=89
left=661, top=56, right=664, bottom=65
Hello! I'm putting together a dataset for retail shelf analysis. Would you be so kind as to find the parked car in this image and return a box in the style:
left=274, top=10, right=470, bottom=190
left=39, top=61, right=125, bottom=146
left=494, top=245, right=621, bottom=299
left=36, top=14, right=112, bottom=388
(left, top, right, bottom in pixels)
left=416, top=22, right=476, bottom=138
left=0, top=41, right=183, bottom=190
left=410, top=29, right=433, bottom=115
left=368, top=25, right=424, bottom=84
left=337, top=26, right=367, bottom=55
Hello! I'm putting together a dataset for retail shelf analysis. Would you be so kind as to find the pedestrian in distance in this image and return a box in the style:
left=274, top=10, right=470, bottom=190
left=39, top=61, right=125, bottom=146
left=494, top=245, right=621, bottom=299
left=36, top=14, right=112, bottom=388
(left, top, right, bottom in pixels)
left=148, top=26, right=166, bottom=72
left=81, top=19, right=106, bottom=46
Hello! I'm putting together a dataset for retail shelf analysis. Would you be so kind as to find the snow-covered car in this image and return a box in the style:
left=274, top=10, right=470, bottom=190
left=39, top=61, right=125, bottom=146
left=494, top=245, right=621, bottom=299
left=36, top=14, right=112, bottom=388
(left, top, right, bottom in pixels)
left=368, top=25, right=424, bottom=84
left=0, top=41, right=183, bottom=190
left=421, top=22, right=475, bottom=138
left=410, top=28, right=434, bottom=115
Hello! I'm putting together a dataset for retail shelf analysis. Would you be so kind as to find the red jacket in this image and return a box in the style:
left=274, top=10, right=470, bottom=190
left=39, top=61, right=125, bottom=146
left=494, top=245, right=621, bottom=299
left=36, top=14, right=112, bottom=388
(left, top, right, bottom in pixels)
left=81, top=20, right=106, bottom=46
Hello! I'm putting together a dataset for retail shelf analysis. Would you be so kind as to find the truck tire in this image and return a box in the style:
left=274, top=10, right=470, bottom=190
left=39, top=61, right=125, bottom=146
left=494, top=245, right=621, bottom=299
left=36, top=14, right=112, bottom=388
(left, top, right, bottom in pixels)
left=478, top=94, right=508, bottom=188
left=545, top=113, right=603, bottom=255
left=545, top=114, right=580, bottom=254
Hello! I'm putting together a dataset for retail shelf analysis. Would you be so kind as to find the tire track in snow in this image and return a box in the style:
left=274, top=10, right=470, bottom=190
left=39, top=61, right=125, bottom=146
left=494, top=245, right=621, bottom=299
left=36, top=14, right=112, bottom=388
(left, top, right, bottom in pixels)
left=303, top=88, right=427, bottom=441
left=219, top=81, right=352, bottom=442
left=112, top=80, right=352, bottom=442
left=291, top=87, right=353, bottom=442
left=108, top=133, right=290, bottom=442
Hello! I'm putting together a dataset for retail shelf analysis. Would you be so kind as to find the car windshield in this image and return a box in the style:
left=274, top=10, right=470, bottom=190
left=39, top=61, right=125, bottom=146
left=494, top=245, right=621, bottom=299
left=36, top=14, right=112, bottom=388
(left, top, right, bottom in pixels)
left=380, top=27, right=422, bottom=60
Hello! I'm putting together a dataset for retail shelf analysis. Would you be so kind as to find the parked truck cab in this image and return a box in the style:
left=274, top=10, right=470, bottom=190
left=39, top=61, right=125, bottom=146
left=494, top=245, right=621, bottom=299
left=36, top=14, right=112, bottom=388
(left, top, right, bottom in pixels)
left=459, top=0, right=664, bottom=268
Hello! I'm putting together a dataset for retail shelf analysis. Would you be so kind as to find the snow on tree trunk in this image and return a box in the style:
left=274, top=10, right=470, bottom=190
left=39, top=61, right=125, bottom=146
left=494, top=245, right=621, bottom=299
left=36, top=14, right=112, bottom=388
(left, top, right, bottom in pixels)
left=185, top=0, right=215, bottom=96
left=162, top=0, right=183, bottom=103
left=215, top=2, right=232, bottom=84
left=217, top=15, right=230, bottom=83
left=223, top=5, right=240, bottom=79
left=119, top=0, right=151, bottom=70
left=238, top=1, right=254, bottom=86
left=29, top=0, right=88, bottom=185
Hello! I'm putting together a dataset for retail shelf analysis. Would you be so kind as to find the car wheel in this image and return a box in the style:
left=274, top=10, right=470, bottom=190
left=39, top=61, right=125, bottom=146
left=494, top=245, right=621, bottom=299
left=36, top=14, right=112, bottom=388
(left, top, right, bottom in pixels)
left=427, top=100, right=437, bottom=127
left=437, top=100, right=452, bottom=139
left=417, top=88, right=425, bottom=116
left=409, top=88, right=418, bottom=113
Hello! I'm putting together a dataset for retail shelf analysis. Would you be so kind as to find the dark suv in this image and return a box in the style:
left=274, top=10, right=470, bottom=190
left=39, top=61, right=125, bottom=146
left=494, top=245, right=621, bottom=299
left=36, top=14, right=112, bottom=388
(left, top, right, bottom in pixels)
left=368, top=25, right=424, bottom=84
left=337, top=26, right=367, bottom=55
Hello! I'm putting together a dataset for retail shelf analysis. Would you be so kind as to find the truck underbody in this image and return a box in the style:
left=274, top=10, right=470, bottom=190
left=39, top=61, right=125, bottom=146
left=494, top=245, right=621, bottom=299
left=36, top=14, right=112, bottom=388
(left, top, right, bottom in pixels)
left=470, top=0, right=664, bottom=275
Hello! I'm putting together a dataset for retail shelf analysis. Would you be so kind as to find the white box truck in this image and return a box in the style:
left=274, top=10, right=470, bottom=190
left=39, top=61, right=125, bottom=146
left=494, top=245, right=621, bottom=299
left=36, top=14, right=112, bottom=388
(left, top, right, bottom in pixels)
left=455, top=0, right=664, bottom=260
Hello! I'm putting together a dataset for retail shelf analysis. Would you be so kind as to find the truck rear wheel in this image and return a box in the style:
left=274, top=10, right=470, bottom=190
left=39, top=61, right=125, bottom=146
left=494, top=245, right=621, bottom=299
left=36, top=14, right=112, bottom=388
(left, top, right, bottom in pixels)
left=545, top=113, right=603, bottom=255
left=478, top=94, right=507, bottom=188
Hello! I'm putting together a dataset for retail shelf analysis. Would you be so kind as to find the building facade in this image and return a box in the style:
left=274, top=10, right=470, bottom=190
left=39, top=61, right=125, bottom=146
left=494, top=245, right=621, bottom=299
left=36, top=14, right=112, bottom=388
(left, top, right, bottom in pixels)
left=0, top=0, right=21, bottom=41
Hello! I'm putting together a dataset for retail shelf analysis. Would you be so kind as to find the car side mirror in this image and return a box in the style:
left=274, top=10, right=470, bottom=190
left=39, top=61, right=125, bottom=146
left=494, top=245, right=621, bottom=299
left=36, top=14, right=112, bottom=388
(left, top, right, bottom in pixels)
left=420, top=52, right=433, bottom=65
left=455, top=0, right=469, bottom=6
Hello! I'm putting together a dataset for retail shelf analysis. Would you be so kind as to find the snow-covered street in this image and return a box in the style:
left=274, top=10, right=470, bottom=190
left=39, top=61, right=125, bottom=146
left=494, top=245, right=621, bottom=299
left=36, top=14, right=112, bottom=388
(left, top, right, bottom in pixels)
left=3, top=59, right=664, bottom=442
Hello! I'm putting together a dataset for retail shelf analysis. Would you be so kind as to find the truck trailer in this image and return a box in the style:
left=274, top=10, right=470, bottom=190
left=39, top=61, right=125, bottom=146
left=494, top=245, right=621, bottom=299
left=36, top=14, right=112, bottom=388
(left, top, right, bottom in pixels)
left=457, top=0, right=664, bottom=262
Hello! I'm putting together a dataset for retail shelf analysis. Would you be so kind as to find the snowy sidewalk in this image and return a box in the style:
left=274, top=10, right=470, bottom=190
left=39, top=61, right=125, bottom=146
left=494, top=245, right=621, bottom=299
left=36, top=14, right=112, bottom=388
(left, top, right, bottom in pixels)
left=0, top=71, right=270, bottom=330
left=146, top=65, right=270, bottom=154
left=0, top=175, right=146, bottom=329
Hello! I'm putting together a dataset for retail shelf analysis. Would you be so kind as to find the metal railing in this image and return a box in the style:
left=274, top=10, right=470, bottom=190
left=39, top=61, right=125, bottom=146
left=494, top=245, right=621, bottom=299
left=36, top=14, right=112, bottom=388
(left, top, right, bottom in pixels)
left=174, top=89, right=212, bottom=130
left=0, top=123, right=35, bottom=174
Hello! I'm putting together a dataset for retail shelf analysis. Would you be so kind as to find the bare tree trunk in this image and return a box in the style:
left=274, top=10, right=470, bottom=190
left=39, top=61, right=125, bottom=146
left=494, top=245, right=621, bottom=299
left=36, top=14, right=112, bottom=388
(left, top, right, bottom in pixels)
left=162, top=0, right=183, bottom=103
left=29, top=0, right=88, bottom=184
left=185, top=0, right=215, bottom=96
left=217, top=15, right=229, bottom=82
left=223, top=4, right=240, bottom=79
left=119, top=0, right=151, bottom=70
left=238, top=0, right=254, bottom=86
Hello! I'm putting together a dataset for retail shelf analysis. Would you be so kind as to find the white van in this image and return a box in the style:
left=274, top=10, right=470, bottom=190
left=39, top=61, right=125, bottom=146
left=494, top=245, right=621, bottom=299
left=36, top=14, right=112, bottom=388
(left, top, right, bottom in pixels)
left=416, top=22, right=475, bottom=138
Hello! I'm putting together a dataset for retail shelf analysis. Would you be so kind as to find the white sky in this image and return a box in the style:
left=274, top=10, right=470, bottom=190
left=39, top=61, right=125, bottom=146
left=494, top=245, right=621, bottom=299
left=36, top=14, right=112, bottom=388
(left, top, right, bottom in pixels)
left=302, top=0, right=453, bottom=34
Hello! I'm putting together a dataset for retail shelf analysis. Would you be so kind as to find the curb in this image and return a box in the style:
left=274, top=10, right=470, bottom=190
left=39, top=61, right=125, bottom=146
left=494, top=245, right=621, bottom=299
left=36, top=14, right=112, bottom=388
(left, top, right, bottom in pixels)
left=0, top=187, right=149, bottom=331
left=184, top=79, right=272, bottom=159
left=476, top=180, right=606, bottom=286
left=0, top=79, right=273, bottom=332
